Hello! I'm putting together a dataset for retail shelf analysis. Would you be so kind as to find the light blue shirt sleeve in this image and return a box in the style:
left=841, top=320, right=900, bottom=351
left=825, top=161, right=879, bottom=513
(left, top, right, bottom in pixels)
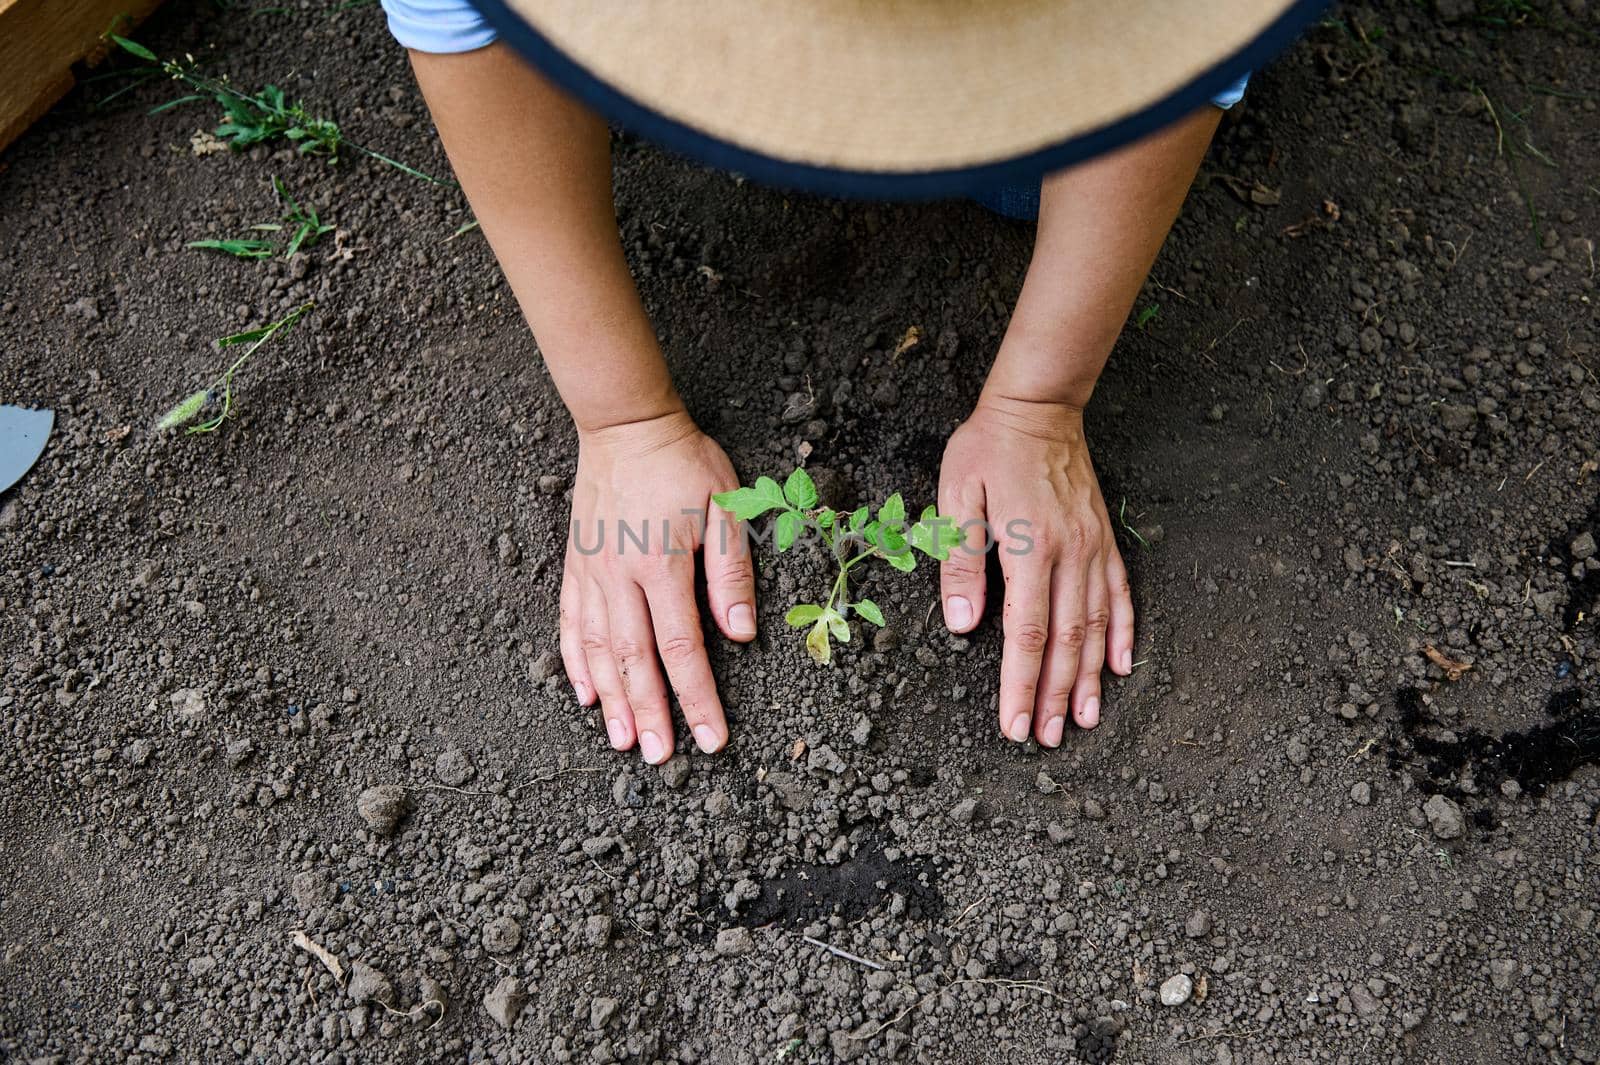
left=380, top=0, right=496, bottom=53
left=1211, top=71, right=1250, bottom=109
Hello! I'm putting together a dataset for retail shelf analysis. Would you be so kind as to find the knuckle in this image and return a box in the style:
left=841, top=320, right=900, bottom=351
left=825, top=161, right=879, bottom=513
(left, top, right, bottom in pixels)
left=1055, top=624, right=1087, bottom=652
left=942, top=553, right=985, bottom=581
left=1085, top=608, right=1111, bottom=634
left=1059, top=522, right=1091, bottom=561
left=579, top=632, right=611, bottom=655
left=1009, top=621, right=1050, bottom=655
left=610, top=637, right=645, bottom=663
left=717, top=555, right=755, bottom=587
left=1109, top=572, right=1132, bottom=599
left=656, top=632, right=703, bottom=665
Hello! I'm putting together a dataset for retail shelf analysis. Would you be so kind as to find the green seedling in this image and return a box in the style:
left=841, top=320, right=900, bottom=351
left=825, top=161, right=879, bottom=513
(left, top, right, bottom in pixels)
left=188, top=176, right=335, bottom=260
left=713, top=468, right=962, bottom=664
left=106, top=35, right=451, bottom=185
left=273, top=176, right=336, bottom=255
left=1134, top=303, right=1161, bottom=331
left=1117, top=497, right=1149, bottom=550
left=187, top=237, right=274, bottom=259
left=157, top=303, right=312, bottom=433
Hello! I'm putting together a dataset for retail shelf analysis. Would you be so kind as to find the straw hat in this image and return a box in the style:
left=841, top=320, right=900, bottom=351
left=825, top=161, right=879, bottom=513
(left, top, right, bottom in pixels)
left=467, top=0, right=1328, bottom=197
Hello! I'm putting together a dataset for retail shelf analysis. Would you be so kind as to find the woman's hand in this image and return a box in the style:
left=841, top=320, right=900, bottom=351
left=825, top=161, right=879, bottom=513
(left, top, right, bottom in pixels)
left=937, top=396, right=1135, bottom=746
left=558, top=411, right=757, bottom=764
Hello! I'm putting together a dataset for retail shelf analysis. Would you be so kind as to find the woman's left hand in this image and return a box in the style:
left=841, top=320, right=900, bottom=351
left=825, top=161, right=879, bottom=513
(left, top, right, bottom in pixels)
left=936, top=396, right=1136, bottom=747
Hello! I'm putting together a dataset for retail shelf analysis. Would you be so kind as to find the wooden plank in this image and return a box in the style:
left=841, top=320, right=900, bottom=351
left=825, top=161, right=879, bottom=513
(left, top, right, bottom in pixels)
left=0, top=0, right=167, bottom=155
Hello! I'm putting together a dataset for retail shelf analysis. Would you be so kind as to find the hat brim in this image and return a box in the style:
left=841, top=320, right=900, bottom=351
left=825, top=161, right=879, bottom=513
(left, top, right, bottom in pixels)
left=470, top=0, right=1330, bottom=200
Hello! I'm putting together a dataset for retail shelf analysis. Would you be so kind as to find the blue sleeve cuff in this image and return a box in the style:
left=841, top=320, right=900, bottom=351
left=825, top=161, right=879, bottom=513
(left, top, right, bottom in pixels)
left=1210, top=72, right=1250, bottom=110
left=381, top=0, right=498, bottom=53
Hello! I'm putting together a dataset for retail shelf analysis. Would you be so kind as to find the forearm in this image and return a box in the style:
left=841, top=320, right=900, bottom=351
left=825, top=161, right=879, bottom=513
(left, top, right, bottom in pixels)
left=409, top=44, right=681, bottom=433
left=983, top=105, right=1222, bottom=410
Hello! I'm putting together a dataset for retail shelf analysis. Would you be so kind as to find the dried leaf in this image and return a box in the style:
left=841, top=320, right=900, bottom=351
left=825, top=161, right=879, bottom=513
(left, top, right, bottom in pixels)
left=790, top=738, right=806, bottom=761
left=292, top=930, right=344, bottom=984
left=1249, top=183, right=1282, bottom=206
left=1423, top=644, right=1472, bottom=681
left=1194, top=973, right=1210, bottom=1002
left=1218, top=174, right=1281, bottom=207
left=891, top=325, right=922, bottom=361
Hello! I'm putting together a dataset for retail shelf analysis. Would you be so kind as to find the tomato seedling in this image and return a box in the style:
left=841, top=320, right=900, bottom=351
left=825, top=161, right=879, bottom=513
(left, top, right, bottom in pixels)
left=713, top=468, right=962, bottom=664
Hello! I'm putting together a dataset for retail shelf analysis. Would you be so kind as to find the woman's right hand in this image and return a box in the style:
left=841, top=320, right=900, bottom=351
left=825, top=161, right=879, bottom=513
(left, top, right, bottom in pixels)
left=558, top=411, right=758, bottom=764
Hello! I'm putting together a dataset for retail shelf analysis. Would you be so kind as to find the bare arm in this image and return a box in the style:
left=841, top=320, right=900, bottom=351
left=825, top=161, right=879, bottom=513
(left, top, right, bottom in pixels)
left=409, top=44, right=757, bottom=765
left=409, top=44, right=678, bottom=432
left=940, top=105, right=1220, bottom=747
left=989, top=105, right=1222, bottom=409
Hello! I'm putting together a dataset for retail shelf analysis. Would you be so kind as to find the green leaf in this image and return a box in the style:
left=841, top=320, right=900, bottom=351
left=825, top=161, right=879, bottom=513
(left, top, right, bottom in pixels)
left=826, top=610, right=851, bottom=644
left=863, top=520, right=882, bottom=548
left=884, top=550, right=916, bottom=573
left=909, top=505, right=965, bottom=560
left=853, top=599, right=885, bottom=627
left=754, top=476, right=787, bottom=510
left=157, top=389, right=209, bottom=430
left=816, top=508, right=836, bottom=530
left=148, top=94, right=206, bottom=115
left=783, top=467, right=818, bottom=509
left=877, top=493, right=906, bottom=528
left=187, top=238, right=273, bottom=259
left=285, top=223, right=312, bottom=258
left=110, top=35, right=158, bottom=62
left=805, top=619, right=832, bottom=665
left=849, top=506, right=869, bottom=532
left=775, top=511, right=803, bottom=552
left=785, top=604, right=823, bottom=628
left=712, top=486, right=784, bottom=522
left=878, top=525, right=907, bottom=555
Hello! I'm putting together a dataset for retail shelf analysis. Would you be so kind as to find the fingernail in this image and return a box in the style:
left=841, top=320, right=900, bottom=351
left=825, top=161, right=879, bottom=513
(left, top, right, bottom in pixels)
left=1041, top=715, right=1065, bottom=747
left=604, top=716, right=628, bottom=749
left=1120, top=649, right=1133, bottom=674
left=638, top=730, right=666, bottom=764
left=1007, top=715, right=1030, bottom=743
left=728, top=603, right=756, bottom=638
left=1080, top=697, right=1101, bottom=728
left=692, top=724, right=721, bottom=753
left=946, top=596, right=973, bottom=631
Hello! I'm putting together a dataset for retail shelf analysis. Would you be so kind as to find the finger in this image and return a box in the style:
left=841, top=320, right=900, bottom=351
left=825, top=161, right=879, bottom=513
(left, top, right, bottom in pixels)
left=559, top=566, right=596, bottom=706
left=643, top=572, right=729, bottom=754
left=1033, top=556, right=1089, bottom=747
left=607, top=581, right=676, bottom=765
left=1105, top=548, right=1135, bottom=676
left=997, top=552, right=1052, bottom=743
left=704, top=499, right=758, bottom=642
left=1070, top=565, right=1110, bottom=731
left=938, top=476, right=988, bottom=634
left=580, top=580, right=635, bottom=752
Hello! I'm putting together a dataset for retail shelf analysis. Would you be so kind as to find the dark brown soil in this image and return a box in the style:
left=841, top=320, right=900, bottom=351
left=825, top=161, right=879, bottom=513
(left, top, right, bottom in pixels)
left=2, top=1, right=1598, bottom=1063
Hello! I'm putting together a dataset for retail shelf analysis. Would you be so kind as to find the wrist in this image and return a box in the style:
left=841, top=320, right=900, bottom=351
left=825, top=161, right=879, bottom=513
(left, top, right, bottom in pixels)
left=968, top=393, right=1087, bottom=444
left=568, top=380, right=687, bottom=438
left=981, top=339, right=1103, bottom=413
left=575, top=405, right=699, bottom=453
